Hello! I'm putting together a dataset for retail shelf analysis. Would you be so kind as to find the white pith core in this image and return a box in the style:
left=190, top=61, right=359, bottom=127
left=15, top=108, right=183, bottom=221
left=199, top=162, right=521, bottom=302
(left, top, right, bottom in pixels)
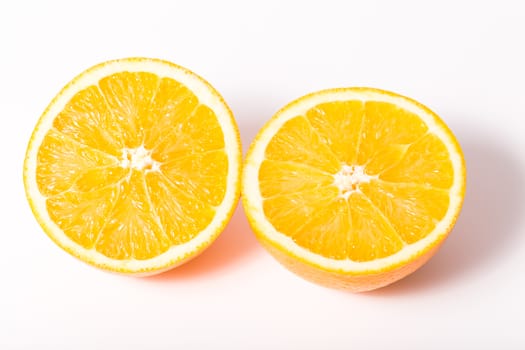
left=120, top=145, right=160, bottom=172
left=333, top=164, right=374, bottom=199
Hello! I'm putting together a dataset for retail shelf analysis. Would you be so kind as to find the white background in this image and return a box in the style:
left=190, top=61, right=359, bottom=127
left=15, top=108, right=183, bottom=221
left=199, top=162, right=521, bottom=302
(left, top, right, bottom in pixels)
left=1, top=0, right=525, bottom=349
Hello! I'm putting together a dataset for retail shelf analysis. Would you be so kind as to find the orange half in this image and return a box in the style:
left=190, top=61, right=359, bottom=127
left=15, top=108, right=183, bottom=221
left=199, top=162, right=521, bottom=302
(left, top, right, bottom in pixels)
left=242, top=88, right=466, bottom=292
left=24, top=58, right=242, bottom=275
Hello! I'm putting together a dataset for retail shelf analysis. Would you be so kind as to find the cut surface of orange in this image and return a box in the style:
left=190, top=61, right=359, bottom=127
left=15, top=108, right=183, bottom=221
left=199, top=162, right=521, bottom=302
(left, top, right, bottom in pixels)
left=242, top=88, right=465, bottom=292
left=24, top=58, right=241, bottom=275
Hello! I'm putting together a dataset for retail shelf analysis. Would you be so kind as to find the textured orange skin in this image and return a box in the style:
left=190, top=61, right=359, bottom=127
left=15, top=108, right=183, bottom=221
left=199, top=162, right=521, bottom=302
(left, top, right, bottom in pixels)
left=244, top=203, right=458, bottom=292
left=242, top=87, right=466, bottom=292
left=245, top=186, right=464, bottom=292
left=262, top=238, right=442, bottom=292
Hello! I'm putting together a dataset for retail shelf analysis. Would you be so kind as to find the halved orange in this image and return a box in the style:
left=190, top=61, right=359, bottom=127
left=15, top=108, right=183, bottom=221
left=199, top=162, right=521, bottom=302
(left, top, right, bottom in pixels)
left=24, top=58, right=242, bottom=275
left=242, top=88, right=466, bottom=292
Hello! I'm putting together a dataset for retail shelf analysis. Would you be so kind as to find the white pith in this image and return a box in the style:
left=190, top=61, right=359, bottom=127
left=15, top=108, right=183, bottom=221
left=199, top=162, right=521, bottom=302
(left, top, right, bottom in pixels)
left=243, top=89, right=465, bottom=273
left=120, top=146, right=160, bottom=172
left=24, top=58, right=241, bottom=273
left=333, top=164, right=375, bottom=199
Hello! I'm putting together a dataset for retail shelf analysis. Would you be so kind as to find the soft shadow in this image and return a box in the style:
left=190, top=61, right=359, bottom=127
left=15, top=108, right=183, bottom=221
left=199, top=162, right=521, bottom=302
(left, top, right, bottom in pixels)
left=370, top=126, right=525, bottom=296
left=148, top=204, right=260, bottom=281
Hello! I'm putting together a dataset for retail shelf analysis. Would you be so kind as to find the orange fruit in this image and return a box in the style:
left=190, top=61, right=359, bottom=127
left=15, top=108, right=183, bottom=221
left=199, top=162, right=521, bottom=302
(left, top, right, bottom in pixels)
left=24, top=58, right=242, bottom=275
left=242, top=88, right=466, bottom=292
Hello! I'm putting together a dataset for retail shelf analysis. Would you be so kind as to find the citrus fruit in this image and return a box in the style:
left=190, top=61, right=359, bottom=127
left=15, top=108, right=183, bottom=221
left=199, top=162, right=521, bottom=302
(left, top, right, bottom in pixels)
left=242, top=87, right=466, bottom=292
left=24, top=58, right=242, bottom=275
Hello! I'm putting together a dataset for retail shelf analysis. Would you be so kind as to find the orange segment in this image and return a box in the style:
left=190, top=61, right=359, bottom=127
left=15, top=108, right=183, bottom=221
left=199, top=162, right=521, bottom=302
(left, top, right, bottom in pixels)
left=161, top=150, right=228, bottom=206
left=74, top=166, right=128, bottom=193
left=289, top=193, right=404, bottom=262
left=98, top=72, right=160, bottom=148
left=262, top=187, right=405, bottom=262
left=290, top=197, right=352, bottom=259
left=242, top=87, right=466, bottom=292
left=95, top=171, right=170, bottom=260
left=259, top=160, right=333, bottom=198
left=145, top=172, right=215, bottom=245
left=360, top=180, right=450, bottom=244
left=24, top=58, right=241, bottom=274
left=364, top=144, right=410, bottom=175
left=144, top=78, right=198, bottom=150
left=380, top=133, right=454, bottom=189
left=345, top=192, right=405, bottom=261
left=262, top=186, right=339, bottom=238
left=151, top=104, right=225, bottom=162
left=264, top=116, right=341, bottom=173
left=357, top=101, right=428, bottom=177
left=47, top=186, right=119, bottom=249
left=305, top=101, right=365, bottom=164
left=53, top=85, right=125, bottom=156
left=36, top=129, right=117, bottom=197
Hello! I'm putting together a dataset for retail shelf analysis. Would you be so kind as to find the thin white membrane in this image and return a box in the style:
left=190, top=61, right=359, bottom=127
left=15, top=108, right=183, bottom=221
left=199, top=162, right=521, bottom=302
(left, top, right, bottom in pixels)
left=243, top=89, right=465, bottom=273
left=24, top=59, right=241, bottom=272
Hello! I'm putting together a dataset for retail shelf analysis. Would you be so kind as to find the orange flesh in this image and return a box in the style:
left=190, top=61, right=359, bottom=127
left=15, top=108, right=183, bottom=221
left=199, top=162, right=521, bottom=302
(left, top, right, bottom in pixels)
left=36, top=72, right=228, bottom=260
left=260, top=101, right=453, bottom=262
